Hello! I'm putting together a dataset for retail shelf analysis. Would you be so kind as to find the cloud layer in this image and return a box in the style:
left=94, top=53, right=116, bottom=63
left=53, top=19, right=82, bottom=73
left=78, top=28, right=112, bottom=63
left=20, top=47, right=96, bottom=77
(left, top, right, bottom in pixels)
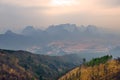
left=0, top=0, right=120, bottom=32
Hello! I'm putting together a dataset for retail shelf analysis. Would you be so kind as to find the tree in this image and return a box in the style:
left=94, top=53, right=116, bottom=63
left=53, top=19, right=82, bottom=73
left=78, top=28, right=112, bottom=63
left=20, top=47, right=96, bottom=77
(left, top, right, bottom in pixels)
left=83, top=58, right=86, bottom=65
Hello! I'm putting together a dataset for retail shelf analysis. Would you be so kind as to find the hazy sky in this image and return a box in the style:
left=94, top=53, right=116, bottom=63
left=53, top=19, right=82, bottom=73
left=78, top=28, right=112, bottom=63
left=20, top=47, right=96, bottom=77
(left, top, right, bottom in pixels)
left=0, top=0, right=120, bottom=32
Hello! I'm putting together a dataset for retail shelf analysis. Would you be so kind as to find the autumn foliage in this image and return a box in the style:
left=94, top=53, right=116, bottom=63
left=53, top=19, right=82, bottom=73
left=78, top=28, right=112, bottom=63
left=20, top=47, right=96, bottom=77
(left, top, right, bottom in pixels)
left=59, top=55, right=120, bottom=80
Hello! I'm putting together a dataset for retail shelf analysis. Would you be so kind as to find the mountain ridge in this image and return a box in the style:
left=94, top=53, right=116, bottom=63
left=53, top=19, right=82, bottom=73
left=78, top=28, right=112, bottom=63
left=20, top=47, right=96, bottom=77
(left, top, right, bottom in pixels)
left=0, top=49, right=82, bottom=80
left=58, top=56, right=120, bottom=80
left=0, top=24, right=120, bottom=56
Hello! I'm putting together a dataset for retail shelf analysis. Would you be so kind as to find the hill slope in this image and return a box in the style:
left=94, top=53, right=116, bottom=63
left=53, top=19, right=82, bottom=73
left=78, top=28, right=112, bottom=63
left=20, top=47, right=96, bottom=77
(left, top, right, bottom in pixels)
left=59, top=56, right=120, bottom=80
left=0, top=49, right=82, bottom=80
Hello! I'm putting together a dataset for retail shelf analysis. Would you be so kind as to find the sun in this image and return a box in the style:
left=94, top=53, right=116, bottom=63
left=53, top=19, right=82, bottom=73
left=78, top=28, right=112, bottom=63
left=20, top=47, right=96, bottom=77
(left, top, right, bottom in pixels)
left=51, top=0, right=76, bottom=6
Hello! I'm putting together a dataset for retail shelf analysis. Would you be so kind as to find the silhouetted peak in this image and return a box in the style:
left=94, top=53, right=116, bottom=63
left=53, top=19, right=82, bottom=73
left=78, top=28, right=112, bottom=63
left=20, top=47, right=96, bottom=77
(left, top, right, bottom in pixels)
left=22, top=26, right=44, bottom=36
left=23, top=26, right=35, bottom=31
left=5, top=30, right=15, bottom=35
left=87, top=25, right=97, bottom=30
left=46, top=23, right=77, bottom=33
left=85, top=25, right=98, bottom=33
left=22, top=26, right=36, bottom=35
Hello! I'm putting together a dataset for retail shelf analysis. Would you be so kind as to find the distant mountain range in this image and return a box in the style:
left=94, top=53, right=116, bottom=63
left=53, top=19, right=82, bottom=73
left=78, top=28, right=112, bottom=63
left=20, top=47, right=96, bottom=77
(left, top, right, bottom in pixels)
left=0, top=24, right=120, bottom=56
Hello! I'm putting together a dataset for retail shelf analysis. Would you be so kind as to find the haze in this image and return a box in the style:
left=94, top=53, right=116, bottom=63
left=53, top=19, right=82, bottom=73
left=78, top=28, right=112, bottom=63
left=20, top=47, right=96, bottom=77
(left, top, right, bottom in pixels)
left=0, top=0, right=120, bottom=32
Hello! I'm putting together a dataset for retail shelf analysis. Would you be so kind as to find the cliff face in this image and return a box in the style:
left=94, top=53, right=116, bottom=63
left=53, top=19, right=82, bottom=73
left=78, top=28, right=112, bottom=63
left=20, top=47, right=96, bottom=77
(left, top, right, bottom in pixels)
left=59, top=57, right=120, bottom=80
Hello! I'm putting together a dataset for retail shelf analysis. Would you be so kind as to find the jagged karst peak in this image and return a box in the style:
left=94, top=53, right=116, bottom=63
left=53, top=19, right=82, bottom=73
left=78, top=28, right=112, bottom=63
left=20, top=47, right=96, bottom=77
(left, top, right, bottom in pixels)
left=5, top=30, right=15, bottom=35
left=22, top=26, right=36, bottom=35
left=22, top=26, right=35, bottom=32
left=46, top=23, right=78, bottom=33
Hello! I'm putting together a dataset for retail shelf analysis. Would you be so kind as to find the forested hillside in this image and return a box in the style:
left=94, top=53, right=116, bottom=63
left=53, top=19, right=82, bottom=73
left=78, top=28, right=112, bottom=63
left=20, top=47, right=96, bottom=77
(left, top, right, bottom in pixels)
left=59, top=55, right=120, bottom=80
left=0, top=49, right=82, bottom=80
